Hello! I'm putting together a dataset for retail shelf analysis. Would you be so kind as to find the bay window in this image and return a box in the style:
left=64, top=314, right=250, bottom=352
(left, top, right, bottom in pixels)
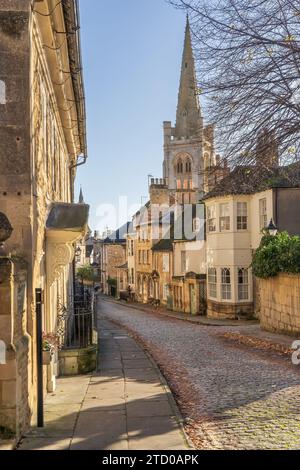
left=220, top=203, right=230, bottom=231
left=221, top=268, right=231, bottom=300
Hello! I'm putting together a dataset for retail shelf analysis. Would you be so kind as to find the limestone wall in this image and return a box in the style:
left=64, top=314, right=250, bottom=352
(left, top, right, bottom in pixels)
left=0, top=0, right=83, bottom=436
left=0, top=258, right=30, bottom=437
left=256, top=274, right=300, bottom=335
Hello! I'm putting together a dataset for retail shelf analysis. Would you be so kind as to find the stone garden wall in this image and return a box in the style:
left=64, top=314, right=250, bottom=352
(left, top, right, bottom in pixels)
left=256, top=274, right=300, bottom=336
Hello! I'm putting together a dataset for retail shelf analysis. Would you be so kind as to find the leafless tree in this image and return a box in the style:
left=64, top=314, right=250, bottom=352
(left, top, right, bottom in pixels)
left=170, top=0, right=300, bottom=167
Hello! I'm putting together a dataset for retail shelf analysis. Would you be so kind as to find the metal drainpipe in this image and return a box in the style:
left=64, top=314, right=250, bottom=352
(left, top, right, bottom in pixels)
left=35, top=288, right=44, bottom=428
left=274, top=187, right=278, bottom=228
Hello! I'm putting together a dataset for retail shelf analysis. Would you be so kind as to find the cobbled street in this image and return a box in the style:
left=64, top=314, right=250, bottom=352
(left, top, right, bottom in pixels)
left=100, top=297, right=300, bottom=450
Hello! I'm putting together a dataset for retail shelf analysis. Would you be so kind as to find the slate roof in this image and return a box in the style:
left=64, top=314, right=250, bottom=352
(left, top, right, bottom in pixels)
left=152, top=204, right=205, bottom=251
left=152, top=238, right=173, bottom=252
left=104, top=222, right=132, bottom=244
left=117, top=262, right=128, bottom=270
left=202, top=162, right=300, bottom=200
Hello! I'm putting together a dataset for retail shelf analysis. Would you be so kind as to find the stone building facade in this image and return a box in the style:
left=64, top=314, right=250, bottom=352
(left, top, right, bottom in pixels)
left=0, top=0, right=88, bottom=437
left=99, top=225, right=128, bottom=296
left=255, top=274, right=300, bottom=336
left=135, top=203, right=155, bottom=304
left=161, top=17, right=227, bottom=204
left=203, top=162, right=300, bottom=319
left=126, top=17, right=225, bottom=314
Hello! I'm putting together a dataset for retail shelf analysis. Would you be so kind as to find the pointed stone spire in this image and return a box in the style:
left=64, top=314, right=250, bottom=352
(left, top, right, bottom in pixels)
left=79, top=186, right=84, bottom=204
left=175, top=16, right=202, bottom=139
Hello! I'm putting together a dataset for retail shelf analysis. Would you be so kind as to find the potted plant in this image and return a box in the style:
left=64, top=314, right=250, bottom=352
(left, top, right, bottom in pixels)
left=42, top=332, right=60, bottom=365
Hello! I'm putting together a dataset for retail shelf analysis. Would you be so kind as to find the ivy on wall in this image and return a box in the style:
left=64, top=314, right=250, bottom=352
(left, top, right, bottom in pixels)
left=252, top=232, right=300, bottom=279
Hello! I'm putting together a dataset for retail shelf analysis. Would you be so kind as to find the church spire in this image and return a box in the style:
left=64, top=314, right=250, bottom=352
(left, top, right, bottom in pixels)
left=175, top=16, right=202, bottom=139
left=79, top=186, right=84, bottom=204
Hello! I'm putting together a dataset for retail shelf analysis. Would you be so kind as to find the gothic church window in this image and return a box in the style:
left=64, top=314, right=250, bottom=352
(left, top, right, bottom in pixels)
left=185, top=159, right=192, bottom=173
left=176, top=159, right=183, bottom=174
left=221, top=268, right=231, bottom=300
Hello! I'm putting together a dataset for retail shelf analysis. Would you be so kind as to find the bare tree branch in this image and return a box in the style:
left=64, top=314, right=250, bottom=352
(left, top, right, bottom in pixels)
left=169, top=0, right=300, bottom=169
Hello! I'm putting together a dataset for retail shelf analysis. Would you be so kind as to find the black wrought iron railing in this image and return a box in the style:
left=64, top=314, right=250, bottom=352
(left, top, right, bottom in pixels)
left=57, top=287, right=96, bottom=350
left=64, top=305, right=93, bottom=349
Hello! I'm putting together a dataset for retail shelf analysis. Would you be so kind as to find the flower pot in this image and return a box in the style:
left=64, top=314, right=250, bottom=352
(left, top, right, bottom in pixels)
left=42, top=351, right=52, bottom=365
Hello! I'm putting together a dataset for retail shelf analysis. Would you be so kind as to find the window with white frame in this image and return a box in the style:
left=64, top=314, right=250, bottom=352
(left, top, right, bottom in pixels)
left=221, top=268, right=231, bottom=300
left=207, top=205, right=216, bottom=232
left=181, top=251, right=187, bottom=274
left=163, top=254, right=169, bottom=273
left=208, top=268, right=217, bottom=299
left=193, top=217, right=201, bottom=233
left=237, top=202, right=248, bottom=230
left=219, top=203, right=230, bottom=231
left=238, top=268, right=249, bottom=301
left=259, top=198, right=267, bottom=230
left=163, top=284, right=169, bottom=301
left=149, top=279, right=154, bottom=297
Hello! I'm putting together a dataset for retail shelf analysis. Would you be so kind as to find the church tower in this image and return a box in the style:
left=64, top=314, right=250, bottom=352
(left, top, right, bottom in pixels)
left=162, top=17, right=217, bottom=203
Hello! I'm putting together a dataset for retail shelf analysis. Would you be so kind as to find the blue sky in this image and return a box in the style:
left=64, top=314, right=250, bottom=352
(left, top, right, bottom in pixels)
left=76, top=0, right=187, bottom=232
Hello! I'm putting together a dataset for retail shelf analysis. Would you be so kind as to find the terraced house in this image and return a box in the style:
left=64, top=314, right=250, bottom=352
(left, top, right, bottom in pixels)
left=129, top=17, right=226, bottom=313
left=203, top=135, right=300, bottom=320
left=0, top=0, right=88, bottom=439
left=118, top=17, right=300, bottom=324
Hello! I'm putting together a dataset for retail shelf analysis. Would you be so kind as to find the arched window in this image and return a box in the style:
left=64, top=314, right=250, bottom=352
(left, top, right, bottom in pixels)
left=149, top=279, right=154, bottom=298
left=176, top=159, right=183, bottom=174
left=185, top=159, right=192, bottom=173
left=221, top=268, right=231, bottom=300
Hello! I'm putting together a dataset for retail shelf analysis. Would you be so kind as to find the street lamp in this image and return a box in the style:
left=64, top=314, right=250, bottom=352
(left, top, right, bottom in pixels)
left=267, top=219, right=278, bottom=236
left=75, top=246, right=82, bottom=263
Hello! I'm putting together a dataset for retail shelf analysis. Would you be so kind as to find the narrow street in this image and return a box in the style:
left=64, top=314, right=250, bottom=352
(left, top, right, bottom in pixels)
left=100, top=297, right=300, bottom=450
left=19, top=311, right=188, bottom=451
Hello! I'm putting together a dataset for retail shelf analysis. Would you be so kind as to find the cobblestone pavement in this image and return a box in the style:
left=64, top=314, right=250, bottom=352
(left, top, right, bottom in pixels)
left=100, top=297, right=300, bottom=450
left=18, top=318, right=187, bottom=451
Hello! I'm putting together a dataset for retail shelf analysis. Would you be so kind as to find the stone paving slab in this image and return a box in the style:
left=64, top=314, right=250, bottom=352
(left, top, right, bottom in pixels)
left=126, top=400, right=175, bottom=417
left=19, top=438, right=71, bottom=451
left=18, top=318, right=188, bottom=451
